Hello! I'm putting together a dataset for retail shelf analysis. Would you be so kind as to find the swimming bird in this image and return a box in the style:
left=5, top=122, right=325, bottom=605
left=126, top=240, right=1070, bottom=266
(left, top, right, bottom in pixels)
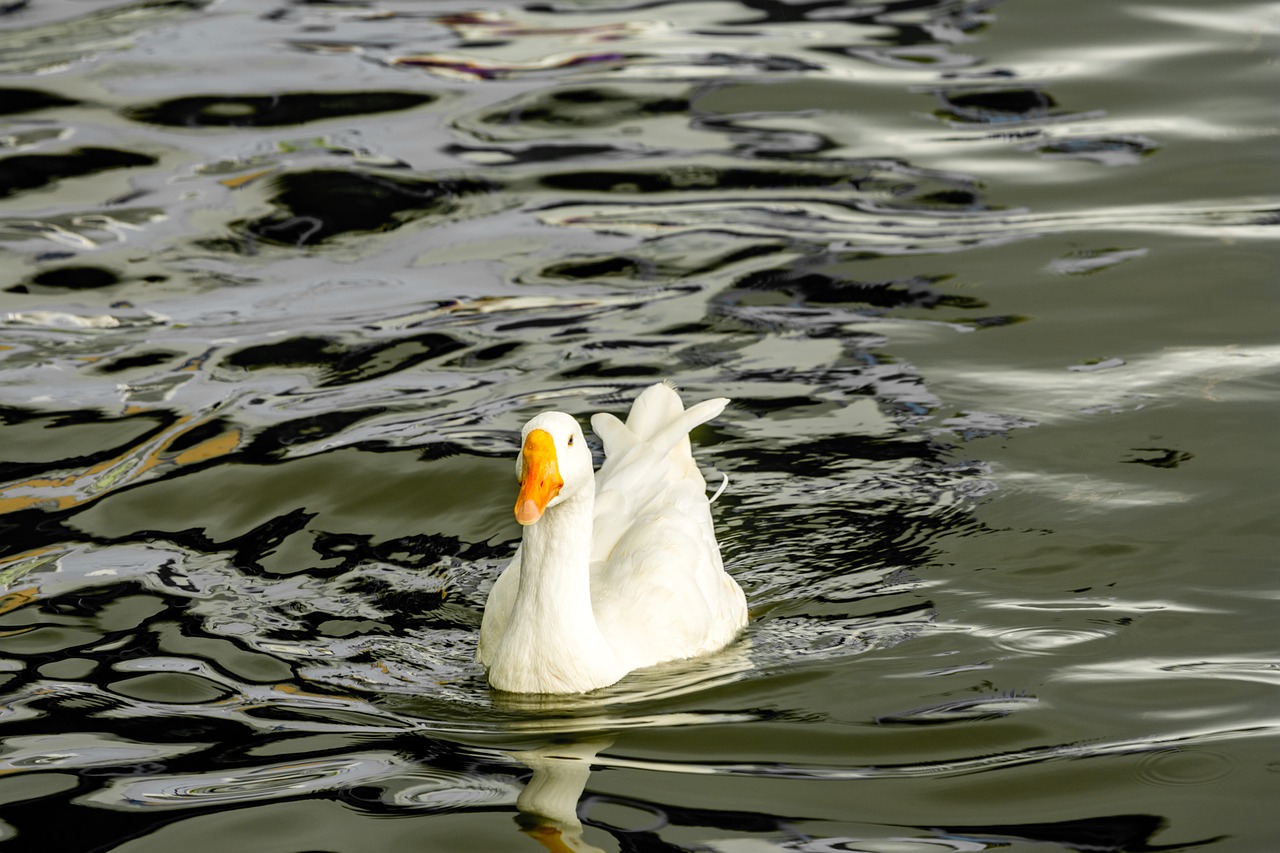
left=478, top=382, right=747, bottom=694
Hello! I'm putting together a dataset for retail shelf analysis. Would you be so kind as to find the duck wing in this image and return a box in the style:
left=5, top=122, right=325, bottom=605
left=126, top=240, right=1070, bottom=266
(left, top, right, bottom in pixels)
left=589, top=383, right=726, bottom=562
left=588, top=384, right=743, bottom=668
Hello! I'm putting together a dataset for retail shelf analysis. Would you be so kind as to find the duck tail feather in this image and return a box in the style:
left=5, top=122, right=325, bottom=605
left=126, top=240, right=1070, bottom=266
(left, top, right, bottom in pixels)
left=651, top=397, right=729, bottom=459
left=625, top=382, right=685, bottom=440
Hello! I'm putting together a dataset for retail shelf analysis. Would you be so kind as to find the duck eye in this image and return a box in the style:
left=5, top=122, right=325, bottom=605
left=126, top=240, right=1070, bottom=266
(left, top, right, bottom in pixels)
left=567, top=435, right=575, bottom=446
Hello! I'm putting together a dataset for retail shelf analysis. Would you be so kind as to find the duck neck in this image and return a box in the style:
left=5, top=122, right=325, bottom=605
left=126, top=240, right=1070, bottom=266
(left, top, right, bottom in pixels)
left=496, top=481, right=623, bottom=693
left=518, top=484, right=596, bottom=618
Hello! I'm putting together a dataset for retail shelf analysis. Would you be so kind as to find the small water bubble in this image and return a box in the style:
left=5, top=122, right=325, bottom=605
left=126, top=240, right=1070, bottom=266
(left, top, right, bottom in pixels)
left=1068, top=357, right=1126, bottom=372
left=663, top=165, right=718, bottom=188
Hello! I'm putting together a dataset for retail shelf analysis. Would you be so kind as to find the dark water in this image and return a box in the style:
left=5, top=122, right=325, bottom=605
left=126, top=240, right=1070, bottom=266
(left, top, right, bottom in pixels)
left=1, top=0, right=1277, bottom=850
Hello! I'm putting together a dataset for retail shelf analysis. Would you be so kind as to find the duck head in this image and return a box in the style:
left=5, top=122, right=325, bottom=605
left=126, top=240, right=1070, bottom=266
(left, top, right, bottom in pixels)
left=515, top=411, right=592, bottom=525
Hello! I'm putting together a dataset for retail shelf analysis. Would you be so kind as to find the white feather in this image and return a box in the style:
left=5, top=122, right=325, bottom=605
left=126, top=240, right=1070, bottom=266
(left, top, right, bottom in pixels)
left=478, top=383, right=747, bottom=694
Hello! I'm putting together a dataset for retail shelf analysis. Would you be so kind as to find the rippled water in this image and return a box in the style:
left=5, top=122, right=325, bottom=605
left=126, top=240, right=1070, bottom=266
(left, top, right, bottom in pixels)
left=1, top=0, right=1277, bottom=850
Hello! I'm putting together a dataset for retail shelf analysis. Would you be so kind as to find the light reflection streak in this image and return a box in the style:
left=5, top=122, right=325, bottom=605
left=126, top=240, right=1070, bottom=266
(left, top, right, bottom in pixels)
left=0, top=405, right=245, bottom=515
left=925, top=344, right=1280, bottom=425
left=1064, top=657, right=1280, bottom=687
left=540, top=198, right=1278, bottom=246
left=581, top=720, right=1280, bottom=781
left=0, top=733, right=206, bottom=775
left=76, top=753, right=409, bottom=811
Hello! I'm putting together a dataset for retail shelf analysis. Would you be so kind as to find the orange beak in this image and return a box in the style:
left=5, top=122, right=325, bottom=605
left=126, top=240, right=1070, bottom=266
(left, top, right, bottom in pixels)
left=515, top=429, right=562, bottom=525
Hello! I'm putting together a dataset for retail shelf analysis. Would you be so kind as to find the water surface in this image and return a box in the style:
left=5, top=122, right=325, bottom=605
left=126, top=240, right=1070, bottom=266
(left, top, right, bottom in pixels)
left=1, top=0, right=1277, bottom=851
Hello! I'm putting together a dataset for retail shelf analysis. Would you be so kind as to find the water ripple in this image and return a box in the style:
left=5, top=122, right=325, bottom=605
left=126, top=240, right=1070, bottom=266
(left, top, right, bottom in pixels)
left=1136, top=748, right=1237, bottom=788
left=541, top=197, right=1278, bottom=249
left=0, top=0, right=1271, bottom=842
left=77, top=753, right=410, bottom=811
left=0, top=0, right=213, bottom=75
left=1067, top=657, right=1280, bottom=687
left=592, top=720, right=1280, bottom=781
left=347, top=768, right=522, bottom=811
left=988, top=626, right=1112, bottom=655
left=0, top=733, right=205, bottom=774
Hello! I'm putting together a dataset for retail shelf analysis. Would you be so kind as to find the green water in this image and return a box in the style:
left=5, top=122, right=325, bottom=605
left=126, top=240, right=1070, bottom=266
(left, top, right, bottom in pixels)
left=0, top=0, right=1276, bottom=850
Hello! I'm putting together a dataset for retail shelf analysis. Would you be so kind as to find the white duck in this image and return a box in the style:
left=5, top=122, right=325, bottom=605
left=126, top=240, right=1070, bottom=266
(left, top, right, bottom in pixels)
left=478, top=382, right=747, bottom=694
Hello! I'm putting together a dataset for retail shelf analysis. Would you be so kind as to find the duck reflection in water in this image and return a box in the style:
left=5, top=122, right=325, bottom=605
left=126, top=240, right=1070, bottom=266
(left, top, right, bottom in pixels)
left=502, top=736, right=1224, bottom=853
left=511, top=736, right=613, bottom=853
left=488, top=643, right=754, bottom=853
left=488, top=654, right=751, bottom=852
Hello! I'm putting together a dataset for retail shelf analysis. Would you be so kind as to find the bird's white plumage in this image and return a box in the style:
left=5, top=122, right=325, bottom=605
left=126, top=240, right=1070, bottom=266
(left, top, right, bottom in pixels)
left=478, top=383, right=747, bottom=694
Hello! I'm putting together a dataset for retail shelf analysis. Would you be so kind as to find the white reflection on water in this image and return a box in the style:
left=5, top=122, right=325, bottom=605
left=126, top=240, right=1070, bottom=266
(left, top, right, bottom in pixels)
left=76, top=753, right=411, bottom=811
left=541, top=198, right=1277, bottom=249
left=998, top=471, right=1188, bottom=511
left=1132, top=3, right=1280, bottom=38
left=585, top=720, right=1280, bottom=781
left=926, top=344, right=1280, bottom=423
left=1064, top=656, right=1280, bottom=687
left=0, top=733, right=205, bottom=773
